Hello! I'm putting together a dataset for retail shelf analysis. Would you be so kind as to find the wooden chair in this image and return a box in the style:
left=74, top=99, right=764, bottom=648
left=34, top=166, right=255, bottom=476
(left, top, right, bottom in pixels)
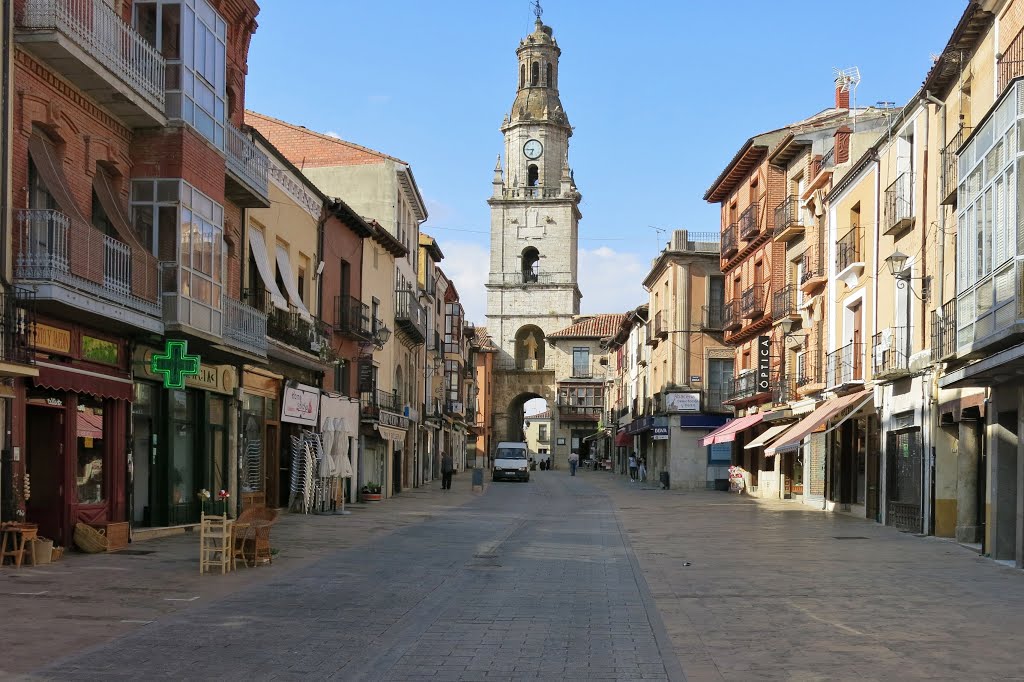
left=234, top=507, right=279, bottom=566
left=199, top=513, right=233, bottom=574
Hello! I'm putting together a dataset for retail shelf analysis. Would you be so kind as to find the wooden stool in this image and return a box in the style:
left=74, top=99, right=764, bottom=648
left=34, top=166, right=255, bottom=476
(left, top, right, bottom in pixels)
left=0, top=523, right=38, bottom=568
left=199, top=513, right=233, bottom=574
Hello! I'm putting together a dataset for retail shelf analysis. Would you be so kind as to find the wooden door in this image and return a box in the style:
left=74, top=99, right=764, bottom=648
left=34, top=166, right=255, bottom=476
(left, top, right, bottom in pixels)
left=26, top=406, right=65, bottom=544
left=852, top=303, right=863, bottom=380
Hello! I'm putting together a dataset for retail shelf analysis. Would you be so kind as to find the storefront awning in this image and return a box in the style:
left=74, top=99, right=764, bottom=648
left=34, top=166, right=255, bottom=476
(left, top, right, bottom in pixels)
left=276, top=245, right=312, bottom=320
left=615, top=430, right=631, bottom=446
left=248, top=228, right=288, bottom=310
left=698, top=412, right=763, bottom=447
left=765, top=391, right=873, bottom=456
left=744, top=423, right=791, bottom=450
left=376, top=424, right=406, bottom=444
left=679, top=414, right=730, bottom=429
left=34, top=361, right=133, bottom=401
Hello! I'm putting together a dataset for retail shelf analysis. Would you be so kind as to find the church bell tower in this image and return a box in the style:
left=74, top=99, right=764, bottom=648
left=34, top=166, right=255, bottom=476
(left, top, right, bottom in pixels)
left=486, top=11, right=582, bottom=372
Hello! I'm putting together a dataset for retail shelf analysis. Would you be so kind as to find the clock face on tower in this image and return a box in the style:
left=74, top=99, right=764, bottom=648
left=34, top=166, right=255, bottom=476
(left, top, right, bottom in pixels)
left=523, top=139, right=543, bottom=159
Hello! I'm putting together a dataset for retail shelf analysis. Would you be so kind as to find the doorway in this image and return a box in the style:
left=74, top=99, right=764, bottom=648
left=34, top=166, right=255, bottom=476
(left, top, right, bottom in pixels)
left=26, top=404, right=65, bottom=544
left=393, top=446, right=402, bottom=494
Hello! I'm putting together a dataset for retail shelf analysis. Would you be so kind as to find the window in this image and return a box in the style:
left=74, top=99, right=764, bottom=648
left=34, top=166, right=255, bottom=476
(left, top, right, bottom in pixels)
left=445, top=303, right=464, bottom=354
left=372, top=297, right=380, bottom=332
left=850, top=201, right=861, bottom=229
left=527, top=164, right=539, bottom=187
left=557, top=385, right=603, bottom=417
left=520, top=64, right=525, bottom=89
left=522, top=247, right=540, bottom=282
left=572, top=347, right=590, bottom=378
left=531, top=61, right=539, bottom=86
left=538, top=424, right=548, bottom=442
left=709, top=275, right=724, bottom=311
left=297, top=266, right=306, bottom=304
left=546, top=63, right=552, bottom=87
left=707, top=358, right=734, bottom=410
left=76, top=398, right=106, bottom=504
left=445, top=359, right=460, bottom=402
left=135, top=0, right=227, bottom=148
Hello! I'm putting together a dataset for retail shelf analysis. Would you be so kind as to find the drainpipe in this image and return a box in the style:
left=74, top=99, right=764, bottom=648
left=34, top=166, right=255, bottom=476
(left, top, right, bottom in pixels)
left=0, top=0, right=11, bottom=524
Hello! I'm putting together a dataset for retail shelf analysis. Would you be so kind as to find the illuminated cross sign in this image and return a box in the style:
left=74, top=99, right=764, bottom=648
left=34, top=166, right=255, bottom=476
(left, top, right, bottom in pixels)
left=151, top=340, right=201, bottom=389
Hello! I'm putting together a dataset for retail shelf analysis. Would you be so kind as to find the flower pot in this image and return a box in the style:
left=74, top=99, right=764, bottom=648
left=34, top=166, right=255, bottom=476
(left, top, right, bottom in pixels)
left=362, top=492, right=382, bottom=502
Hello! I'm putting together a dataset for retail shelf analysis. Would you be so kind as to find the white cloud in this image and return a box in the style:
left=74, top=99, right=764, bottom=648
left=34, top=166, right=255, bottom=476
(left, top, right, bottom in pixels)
left=437, top=240, right=489, bottom=325
left=578, top=246, right=648, bottom=315
left=324, top=131, right=341, bottom=139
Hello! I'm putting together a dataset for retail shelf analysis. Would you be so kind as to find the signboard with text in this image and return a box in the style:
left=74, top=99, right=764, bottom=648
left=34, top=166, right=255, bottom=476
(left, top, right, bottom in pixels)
left=757, top=335, right=771, bottom=394
left=357, top=358, right=375, bottom=392
left=281, top=382, right=321, bottom=426
left=652, top=425, right=670, bottom=441
left=666, top=392, right=701, bottom=413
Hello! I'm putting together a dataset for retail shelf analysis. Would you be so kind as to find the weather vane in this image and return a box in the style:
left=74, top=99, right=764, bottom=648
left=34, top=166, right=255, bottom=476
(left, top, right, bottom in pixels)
left=532, top=0, right=543, bottom=21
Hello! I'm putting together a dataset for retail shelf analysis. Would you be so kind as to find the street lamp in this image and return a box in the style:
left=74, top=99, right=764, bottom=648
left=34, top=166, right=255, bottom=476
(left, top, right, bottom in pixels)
left=884, top=250, right=922, bottom=299
left=779, top=317, right=807, bottom=341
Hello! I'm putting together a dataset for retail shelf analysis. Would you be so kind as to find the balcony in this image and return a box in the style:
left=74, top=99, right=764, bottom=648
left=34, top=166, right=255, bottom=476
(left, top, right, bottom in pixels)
left=558, top=403, right=602, bottom=421
left=723, top=299, right=741, bottom=331
left=883, top=173, right=914, bottom=235
left=244, top=288, right=324, bottom=357
left=445, top=400, right=465, bottom=416
left=225, top=122, right=271, bottom=208
left=334, top=295, right=373, bottom=341
left=360, top=388, right=401, bottom=421
left=671, top=230, right=720, bottom=253
left=872, top=326, right=911, bottom=380
left=15, top=208, right=162, bottom=333
left=571, top=364, right=592, bottom=379
left=724, top=371, right=758, bottom=403
left=826, top=342, right=865, bottom=390
left=0, top=287, right=38, bottom=375
left=800, top=244, right=827, bottom=293
left=501, top=186, right=561, bottom=200
left=223, top=296, right=268, bottom=358
left=702, top=304, right=724, bottom=330
left=394, top=289, right=426, bottom=344
left=812, top=146, right=835, bottom=178
left=654, top=310, right=668, bottom=339
left=772, top=283, right=800, bottom=322
left=771, top=374, right=795, bottom=405
left=487, top=271, right=575, bottom=286
left=931, top=301, right=956, bottom=362
left=795, top=352, right=822, bottom=393
left=704, top=387, right=729, bottom=413
left=645, top=322, right=659, bottom=348
left=941, top=127, right=970, bottom=205
left=740, top=285, right=765, bottom=319
left=773, top=195, right=805, bottom=242
left=159, top=261, right=221, bottom=342
left=998, top=25, right=1024, bottom=95
left=738, top=202, right=760, bottom=241
left=722, top=224, right=738, bottom=257
left=836, top=227, right=863, bottom=279
left=14, top=0, right=166, bottom=127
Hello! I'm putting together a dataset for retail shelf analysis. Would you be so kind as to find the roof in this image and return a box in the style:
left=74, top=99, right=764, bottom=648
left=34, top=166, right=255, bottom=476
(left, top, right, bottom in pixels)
left=548, top=314, right=627, bottom=339
left=921, top=2, right=994, bottom=99
left=368, top=220, right=407, bottom=258
left=245, top=110, right=408, bottom=167
left=527, top=409, right=552, bottom=420
left=419, top=233, right=444, bottom=261
left=472, top=326, right=499, bottom=352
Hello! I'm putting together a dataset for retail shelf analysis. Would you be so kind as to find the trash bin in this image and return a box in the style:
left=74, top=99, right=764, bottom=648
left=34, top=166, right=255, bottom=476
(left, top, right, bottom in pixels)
left=659, top=471, right=670, bottom=490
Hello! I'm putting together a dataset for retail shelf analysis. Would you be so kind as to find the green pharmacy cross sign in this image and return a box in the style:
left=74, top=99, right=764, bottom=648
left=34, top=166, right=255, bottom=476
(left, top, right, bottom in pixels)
left=151, top=340, right=201, bottom=389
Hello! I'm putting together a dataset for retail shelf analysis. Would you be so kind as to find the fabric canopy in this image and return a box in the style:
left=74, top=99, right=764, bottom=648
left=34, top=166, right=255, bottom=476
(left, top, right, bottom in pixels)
left=28, top=132, right=88, bottom=225
left=76, top=411, right=103, bottom=439
left=93, top=170, right=147, bottom=253
left=248, top=229, right=287, bottom=310
left=376, top=424, right=406, bottom=444
left=744, top=423, right=791, bottom=450
left=699, top=412, right=764, bottom=447
left=276, top=245, right=312, bottom=320
left=615, top=430, right=631, bottom=446
left=765, top=391, right=873, bottom=456
left=34, top=361, right=133, bottom=401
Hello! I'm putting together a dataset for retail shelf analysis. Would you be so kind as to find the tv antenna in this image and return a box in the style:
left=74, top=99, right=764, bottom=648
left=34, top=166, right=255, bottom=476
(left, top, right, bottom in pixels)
left=649, top=225, right=666, bottom=252
left=532, top=0, right=542, bottom=21
left=834, top=66, right=862, bottom=131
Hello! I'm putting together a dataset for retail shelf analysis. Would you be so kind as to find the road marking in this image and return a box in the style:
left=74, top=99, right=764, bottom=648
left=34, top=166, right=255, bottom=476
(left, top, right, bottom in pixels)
left=11, top=590, right=48, bottom=596
left=120, top=619, right=155, bottom=624
left=790, top=603, right=865, bottom=635
left=163, top=596, right=200, bottom=602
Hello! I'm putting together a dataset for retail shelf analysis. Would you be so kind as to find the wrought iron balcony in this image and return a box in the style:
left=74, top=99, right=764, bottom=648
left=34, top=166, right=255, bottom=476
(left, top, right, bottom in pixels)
left=771, top=373, right=796, bottom=405
left=813, top=146, right=835, bottom=178
left=772, top=283, right=799, bottom=322
left=14, top=0, right=166, bottom=127
left=654, top=310, right=668, bottom=339
left=826, top=342, right=865, bottom=388
left=572, top=363, right=593, bottom=379
left=999, top=25, right=1024, bottom=95
left=245, top=288, right=325, bottom=356
left=800, top=244, right=827, bottom=292
left=334, top=295, right=373, bottom=341
left=884, top=173, right=914, bottom=235
left=740, top=285, right=765, bottom=319
left=931, top=301, right=956, bottom=362
left=836, top=226, right=862, bottom=272
left=645, top=321, right=659, bottom=347
left=773, top=195, right=805, bottom=242
left=702, top=304, right=724, bottom=330
left=723, top=298, right=742, bottom=331
left=394, top=289, right=427, bottom=344
left=704, top=387, right=729, bottom=413
left=738, top=202, right=761, bottom=241
left=872, top=326, right=911, bottom=380
left=15, top=208, right=162, bottom=331
left=360, top=388, right=401, bottom=420
left=940, top=127, right=970, bottom=205
left=225, top=122, right=270, bottom=208
left=795, top=352, right=820, bottom=390
left=223, top=295, right=268, bottom=358
left=724, top=371, right=758, bottom=403
left=722, top=224, right=738, bottom=257
left=0, top=287, right=37, bottom=370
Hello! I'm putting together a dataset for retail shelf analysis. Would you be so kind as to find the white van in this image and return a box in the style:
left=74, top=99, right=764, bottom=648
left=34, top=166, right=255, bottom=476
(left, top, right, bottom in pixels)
left=493, top=441, right=530, bottom=482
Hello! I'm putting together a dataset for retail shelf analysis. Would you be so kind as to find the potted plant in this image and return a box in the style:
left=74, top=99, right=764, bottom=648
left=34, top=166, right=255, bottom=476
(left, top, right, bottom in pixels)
left=361, top=482, right=382, bottom=502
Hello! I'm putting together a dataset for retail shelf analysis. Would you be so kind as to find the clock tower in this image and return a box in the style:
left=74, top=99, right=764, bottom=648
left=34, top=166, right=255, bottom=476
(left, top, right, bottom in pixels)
left=486, top=14, right=582, bottom=381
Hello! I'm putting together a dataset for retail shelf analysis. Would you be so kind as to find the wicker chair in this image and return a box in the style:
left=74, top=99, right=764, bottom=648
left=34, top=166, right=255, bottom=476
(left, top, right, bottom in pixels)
left=233, top=507, right=279, bottom=566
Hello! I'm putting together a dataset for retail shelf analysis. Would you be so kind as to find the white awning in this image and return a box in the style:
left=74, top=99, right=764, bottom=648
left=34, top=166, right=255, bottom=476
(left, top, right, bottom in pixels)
left=276, top=245, right=312, bottom=320
left=744, top=424, right=791, bottom=451
left=376, top=424, right=406, bottom=444
left=248, top=229, right=287, bottom=310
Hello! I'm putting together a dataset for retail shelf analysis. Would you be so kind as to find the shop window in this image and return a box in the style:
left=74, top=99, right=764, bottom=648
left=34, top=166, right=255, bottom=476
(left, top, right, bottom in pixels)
left=76, top=398, right=105, bottom=505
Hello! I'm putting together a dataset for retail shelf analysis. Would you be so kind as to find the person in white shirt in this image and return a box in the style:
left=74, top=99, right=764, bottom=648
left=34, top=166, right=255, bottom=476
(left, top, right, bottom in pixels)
left=628, top=453, right=638, bottom=482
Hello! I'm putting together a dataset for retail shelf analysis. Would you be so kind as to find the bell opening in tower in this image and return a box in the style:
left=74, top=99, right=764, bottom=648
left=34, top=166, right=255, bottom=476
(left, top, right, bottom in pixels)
left=527, top=164, right=539, bottom=187
left=522, top=247, right=540, bottom=283
left=531, top=62, right=540, bottom=86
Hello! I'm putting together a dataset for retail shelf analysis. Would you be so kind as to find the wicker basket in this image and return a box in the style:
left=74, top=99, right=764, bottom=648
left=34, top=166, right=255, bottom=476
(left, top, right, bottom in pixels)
left=29, top=538, right=53, bottom=565
left=51, top=546, right=64, bottom=562
left=74, top=522, right=107, bottom=553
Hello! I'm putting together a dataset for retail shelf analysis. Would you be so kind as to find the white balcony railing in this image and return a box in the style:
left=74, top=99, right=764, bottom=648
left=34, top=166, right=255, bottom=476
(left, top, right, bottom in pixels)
left=224, top=295, right=268, bottom=358
left=16, top=0, right=165, bottom=111
left=226, top=121, right=270, bottom=200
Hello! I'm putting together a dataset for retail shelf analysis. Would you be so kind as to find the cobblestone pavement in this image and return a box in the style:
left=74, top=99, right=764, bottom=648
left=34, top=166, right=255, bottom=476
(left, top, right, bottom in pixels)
left=10, top=468, right=1024, bottom=681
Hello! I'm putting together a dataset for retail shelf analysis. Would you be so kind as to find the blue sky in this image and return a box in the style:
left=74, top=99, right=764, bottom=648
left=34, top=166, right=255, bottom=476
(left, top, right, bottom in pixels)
left=246, top=0, right=967, bottom=324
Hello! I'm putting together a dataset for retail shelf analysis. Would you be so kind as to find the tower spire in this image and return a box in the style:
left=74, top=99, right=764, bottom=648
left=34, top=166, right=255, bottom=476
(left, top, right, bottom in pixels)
left=532, top=0, right=543, bottom=22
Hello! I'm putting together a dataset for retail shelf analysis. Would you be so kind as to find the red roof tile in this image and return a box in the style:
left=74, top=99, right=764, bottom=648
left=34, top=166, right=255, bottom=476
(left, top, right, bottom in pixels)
left=547, top=314, right=627, bottom=339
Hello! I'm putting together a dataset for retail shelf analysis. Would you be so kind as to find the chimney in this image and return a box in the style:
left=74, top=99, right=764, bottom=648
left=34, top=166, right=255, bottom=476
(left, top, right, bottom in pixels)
left=835, top=80, right=850, bottom=109
left=835, top=126, right=852, bottom=164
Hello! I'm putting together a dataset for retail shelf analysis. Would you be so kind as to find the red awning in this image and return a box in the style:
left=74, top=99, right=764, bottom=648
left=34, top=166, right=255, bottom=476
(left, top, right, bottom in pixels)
left=34, top=362, right=133, bottom=401
left=698, top=412, right=764, bottom=447
left=615, top=430, right=631, bottom=446
left=76, top=411, right=103, bottom=439
left=765, top=391, right=872, bottom=456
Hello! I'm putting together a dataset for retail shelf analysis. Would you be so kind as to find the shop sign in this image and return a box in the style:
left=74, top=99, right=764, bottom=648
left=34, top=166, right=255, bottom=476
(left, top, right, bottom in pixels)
left=708, top=442, right=732, bottom=463
left=757, top=335, right=771, bottom=393
left=281, top=382, right=320, bottom=426
left=690, top=375, right=701, bottom=383
left=357, top=358, right=375, bottom=392
left=652, top=425, right=670, bottom=440
left=379, top=409, right=410, bottom=430
left=82, top=335, right=118, bottom=365
left=151, top=340, right=200, bottom=389
left=35, top=324, right=71, bottom=355
left=666, top=392, right=701, bottom=413
left=137, top=348, right=234, bottom=394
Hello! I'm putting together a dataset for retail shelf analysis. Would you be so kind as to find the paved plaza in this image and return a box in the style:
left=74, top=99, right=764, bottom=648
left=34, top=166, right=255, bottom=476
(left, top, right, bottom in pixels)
left=4, top=470, right=1024, bottom=680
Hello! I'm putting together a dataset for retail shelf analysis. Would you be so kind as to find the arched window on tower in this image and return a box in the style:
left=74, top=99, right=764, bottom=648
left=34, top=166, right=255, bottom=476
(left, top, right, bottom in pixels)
left=522, top=247, right=540, bottom=283
left=531, top=61, right=539, bottom=86
left=546, top=63, right=552, bottom=87
left=520, top=64, right=525, bottom=89
left=527, top=164, right=539, bottom=187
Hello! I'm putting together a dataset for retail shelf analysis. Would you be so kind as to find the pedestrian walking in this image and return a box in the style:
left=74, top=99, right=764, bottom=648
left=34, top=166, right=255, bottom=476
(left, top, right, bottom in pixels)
left=569, top=450, right=579, bottom=476
left=628, top=452, right=638, bottom=482
left=441, top=451, right=454, bottom=490
left=637, top=456, right=647, bottom=483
